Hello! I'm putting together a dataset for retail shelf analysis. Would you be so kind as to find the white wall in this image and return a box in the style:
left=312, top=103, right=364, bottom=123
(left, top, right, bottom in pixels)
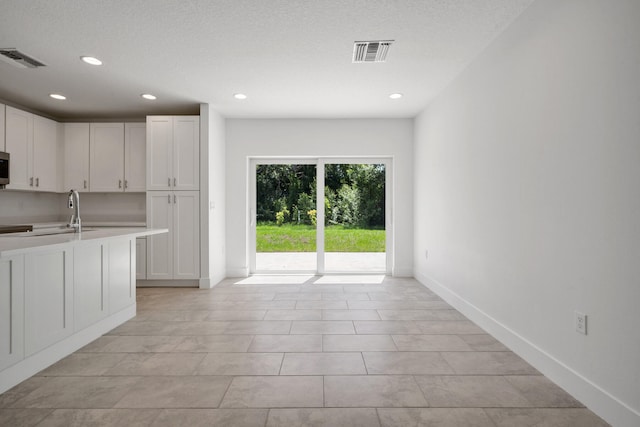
left=413, top=1, right=640, bottom=426
left=0, top=191, right=64, bottom=224
left=226, top=119, right=413, bottom=277
left=199, top=104, right=226, bottom=288
left=0, top=191, right=145, bottom=225
left=75, top=193, right=145, bottom=223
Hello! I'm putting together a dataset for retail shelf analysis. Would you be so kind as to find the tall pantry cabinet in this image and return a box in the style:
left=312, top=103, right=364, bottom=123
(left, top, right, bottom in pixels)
left=145, top=116, right=200, bottom=280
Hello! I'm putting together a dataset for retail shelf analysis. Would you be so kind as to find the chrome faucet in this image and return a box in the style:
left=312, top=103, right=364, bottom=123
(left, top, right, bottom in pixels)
left=67, top=189, right=82, bottom=233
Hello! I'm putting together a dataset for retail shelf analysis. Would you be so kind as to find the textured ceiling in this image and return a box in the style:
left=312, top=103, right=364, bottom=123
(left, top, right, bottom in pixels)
left=0, top=0, right=534, bottom=120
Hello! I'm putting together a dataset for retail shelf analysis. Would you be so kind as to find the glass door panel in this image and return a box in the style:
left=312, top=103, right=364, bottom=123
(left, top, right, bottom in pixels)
left=254, top=163, right=317, bottom=272
left=323, top=162, right=386, bottom=273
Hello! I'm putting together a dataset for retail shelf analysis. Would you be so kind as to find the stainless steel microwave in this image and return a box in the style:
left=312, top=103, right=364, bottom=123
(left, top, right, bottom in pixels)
left=0, top=151, right=9, bottom=187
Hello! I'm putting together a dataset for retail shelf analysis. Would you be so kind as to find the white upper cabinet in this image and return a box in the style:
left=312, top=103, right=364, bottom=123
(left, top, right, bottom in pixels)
left=146, top=116, right=171, bottom=190
left=4, top=107, right=32, bottom=190
left=32, top=115, right=59, bottom=192
left=5, top=106, right=59, bottom=192
left=173, top=117, right=200, bottom=191
left=124, top=123, right=146, bottom=192
left=90, top=123, right=125, bottom=192
left=146, top=116, right=199, bottom=191
left=64, top=123, right=90, bottom=191
left=67, top=122, right=144, bottom=193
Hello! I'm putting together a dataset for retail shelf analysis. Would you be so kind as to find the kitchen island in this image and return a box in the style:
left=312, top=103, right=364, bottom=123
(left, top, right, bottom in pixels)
left=0, top=227, right=167, bottom=394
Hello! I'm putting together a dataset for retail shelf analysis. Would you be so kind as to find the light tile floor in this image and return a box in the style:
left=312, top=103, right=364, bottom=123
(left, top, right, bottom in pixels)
left=0, top=276, right=610, bottom=426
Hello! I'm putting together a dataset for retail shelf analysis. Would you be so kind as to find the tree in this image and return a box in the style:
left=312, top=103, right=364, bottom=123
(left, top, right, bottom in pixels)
left=256, top=163, right=385, bottom=228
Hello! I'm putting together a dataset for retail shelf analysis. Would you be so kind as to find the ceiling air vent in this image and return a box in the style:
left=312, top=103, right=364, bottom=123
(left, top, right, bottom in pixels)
left=0, top=48, right=46, bottom=68
left=352, top=40, right=393, bottom=63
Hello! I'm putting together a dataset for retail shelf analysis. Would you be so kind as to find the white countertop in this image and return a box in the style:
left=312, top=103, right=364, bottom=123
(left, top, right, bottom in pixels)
left=0, top=227, right=168, bottom=257
left=31, top=221, right=147, bottom=229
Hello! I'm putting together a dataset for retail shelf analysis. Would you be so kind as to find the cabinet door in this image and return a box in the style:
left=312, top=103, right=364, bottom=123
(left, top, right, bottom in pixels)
left=124, top=123, right=146, bottom=192
left=173, top=116, right=199, bottom=190
left=146, top=191, right=173, bottom=279
left=146, top=116, right=172, bottom=190
left=90, top=123, right=124, bottom=192
left=136, top=237, right=147, bottom=280
left=174, top=191, right=200, bottom=279
left=109, top=238, right=135, bottom=313
left=5, top=106, right=33, bottom=190
left=64, top=123, right=90, bottom=191
left=24, top=248, right=73, bottom=356
left=0, top=256, right=25, bottom=371
left=74, top=242, right=108, bottom=331
left=32, top=115, right=58, bottom=192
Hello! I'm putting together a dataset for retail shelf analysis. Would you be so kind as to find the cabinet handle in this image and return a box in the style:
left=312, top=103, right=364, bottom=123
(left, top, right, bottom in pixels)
left=174, top=194, right=177, bottom=204
left=124, top=180, right=128, bottom=189
left=168, top=178, right=171, bottom=187
left=168, top=194, right=171, bottom=204
left=119, top=179, right=122, bottom=189
left=174, top=177, right=177, bottom=187
left=83, top=180, right=87, bottom=189
left=35, top=177, right=39, bottom=187
left=30, top=177, right=34, bottom=187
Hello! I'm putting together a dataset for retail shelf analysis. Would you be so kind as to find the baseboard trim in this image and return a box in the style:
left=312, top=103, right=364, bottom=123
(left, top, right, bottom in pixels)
left=0, top=305, right=136, bottom=395
left=393, top=266, right=413, bottom=277
left=414, top=271, right=639, bottom=427
left=136, top=280, right=198, bottom=287
left=226, top=267, right=249, bottom=277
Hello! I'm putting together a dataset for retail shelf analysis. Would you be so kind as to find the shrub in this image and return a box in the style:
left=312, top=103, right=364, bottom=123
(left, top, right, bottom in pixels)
left=295, top=193, right=314, bottom=224
left=307, top=209, right=317, bottom=226
left=275, top=207, right=290, bottom=226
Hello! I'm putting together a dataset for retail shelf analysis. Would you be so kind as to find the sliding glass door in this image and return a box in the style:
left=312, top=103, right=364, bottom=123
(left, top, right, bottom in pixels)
left=250, top=157, right=391, bottom=274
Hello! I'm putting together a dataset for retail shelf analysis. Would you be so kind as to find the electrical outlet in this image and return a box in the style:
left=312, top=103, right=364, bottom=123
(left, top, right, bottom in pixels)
left=575, top=311, right=587, bottom=335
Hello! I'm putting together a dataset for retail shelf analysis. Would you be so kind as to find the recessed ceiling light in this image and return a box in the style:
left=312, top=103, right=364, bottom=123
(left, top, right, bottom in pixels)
left=81, top=56, right=102, bottom=66
left=389, top=93, right=403, bottom=99
left=234, top=93, right=247, bottom=100
left=141, top=93, right=157, bottom=100
left=49, top=93, right=66, bottom=100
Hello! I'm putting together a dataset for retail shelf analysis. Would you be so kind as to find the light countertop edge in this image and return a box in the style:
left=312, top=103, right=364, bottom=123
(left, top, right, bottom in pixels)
left=0, top=228, right=168, bottom=258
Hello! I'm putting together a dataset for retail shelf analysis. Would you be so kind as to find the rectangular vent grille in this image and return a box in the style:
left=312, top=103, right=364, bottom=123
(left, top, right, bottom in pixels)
left=0, top=48, right=46, bottom=68
left=352, top=40, right=393, bottom=63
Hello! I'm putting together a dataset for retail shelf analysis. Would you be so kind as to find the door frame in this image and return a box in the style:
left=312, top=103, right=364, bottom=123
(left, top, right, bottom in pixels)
left=249, top=156, right=393, bottom=275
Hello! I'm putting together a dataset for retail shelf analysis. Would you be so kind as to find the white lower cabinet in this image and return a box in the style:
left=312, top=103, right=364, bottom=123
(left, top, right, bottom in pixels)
left=24, top=248, right=74, bottom=356
left=74, top=239, right=136, bottom=331
left=0, top=257, right=24, bottom=371
left=3, top=237, right=137, bottom=363
left=109, top=239, right=135, bottom=313
left=136, top=238, right=147, bottom=280
left=0, top=234, right=147, bottom=394
left=74, top=242, right=108, bottom=331
left=146, top=191, right=200, bottom=280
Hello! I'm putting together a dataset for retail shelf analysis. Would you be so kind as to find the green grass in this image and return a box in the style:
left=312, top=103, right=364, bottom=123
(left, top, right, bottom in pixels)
left=256, top=224, right=385, bottom=252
